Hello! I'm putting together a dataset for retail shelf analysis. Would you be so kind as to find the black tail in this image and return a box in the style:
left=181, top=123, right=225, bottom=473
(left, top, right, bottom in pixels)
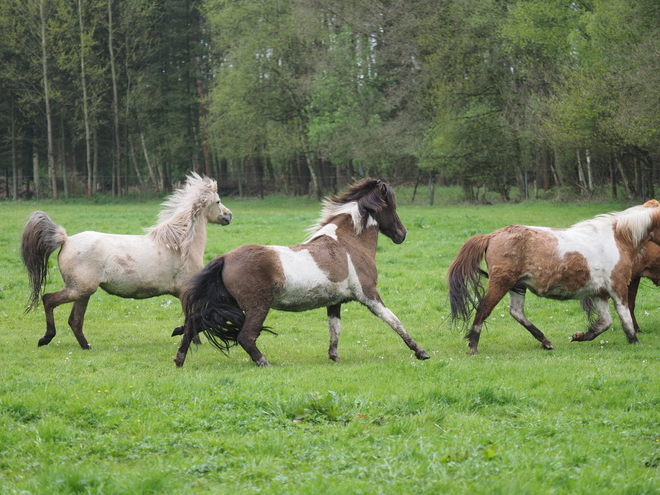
left=181, top=256, right=244, bottom=354
left=21, top=211, right=67, bottom=311
left=181, top=256, right=273, bottom=354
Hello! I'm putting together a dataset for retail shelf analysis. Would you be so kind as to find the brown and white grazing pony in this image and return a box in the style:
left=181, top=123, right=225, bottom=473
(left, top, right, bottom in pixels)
left=629, top=241, right=660, bottom=333
left=448, top=200, right=660, bottom=354
left=174, top=178, right=429, bottom=367
left=21, top=173, right=232, bottom=350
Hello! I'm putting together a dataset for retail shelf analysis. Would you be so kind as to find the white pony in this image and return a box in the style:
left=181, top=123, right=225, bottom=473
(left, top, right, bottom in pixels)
left=21, top=173, right=232, bottom=349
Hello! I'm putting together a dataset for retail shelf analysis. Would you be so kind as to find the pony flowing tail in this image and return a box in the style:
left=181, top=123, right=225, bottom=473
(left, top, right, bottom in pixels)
left=447, top=234, right=491, bottom=325
left=181, top=256, right=246, bottom=354
left=21, top=211, right=67, bottom=311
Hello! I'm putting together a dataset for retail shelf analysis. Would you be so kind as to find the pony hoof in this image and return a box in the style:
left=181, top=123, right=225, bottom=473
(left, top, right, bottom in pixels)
left=329, top=356, right=341, bottom=362
left=171, top=326, right=184, bottom=337
left=542, top=342, right=554, bottom=350
left=570, top=332, right=585, bottom=342
left=416, top=351, right=430, bottom=360
left=255, top=359, right=271, bottom=367
left=469, top=348, right=478, bottom=355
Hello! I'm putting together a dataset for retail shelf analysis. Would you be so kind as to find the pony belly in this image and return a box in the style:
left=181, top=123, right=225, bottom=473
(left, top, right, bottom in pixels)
left=272, top=281, right=353, bottom=312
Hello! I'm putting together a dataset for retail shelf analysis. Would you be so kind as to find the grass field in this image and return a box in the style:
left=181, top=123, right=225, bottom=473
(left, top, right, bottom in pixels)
left=1, top=192, right=659, bottom=494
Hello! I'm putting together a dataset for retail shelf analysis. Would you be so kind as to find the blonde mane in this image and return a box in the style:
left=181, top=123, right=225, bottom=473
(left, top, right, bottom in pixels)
left=574, top=200, right=660, bottom=247
left=146, top=172, right=217, bottom=263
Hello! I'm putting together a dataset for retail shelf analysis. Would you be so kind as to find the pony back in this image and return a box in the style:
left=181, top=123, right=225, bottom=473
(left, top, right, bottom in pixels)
left=447, top=234, right=491, bottom=324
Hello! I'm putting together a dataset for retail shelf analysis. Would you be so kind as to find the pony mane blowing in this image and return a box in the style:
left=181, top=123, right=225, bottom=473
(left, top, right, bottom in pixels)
left=308, top=178, right=394, bottom=237
left=146, top=172, right=219, bottom=265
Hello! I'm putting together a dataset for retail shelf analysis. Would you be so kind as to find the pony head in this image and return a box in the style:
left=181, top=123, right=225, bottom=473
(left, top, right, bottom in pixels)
left=312, top=178, right=407, bottom=243
left=147, top=173, right=232, bottom=264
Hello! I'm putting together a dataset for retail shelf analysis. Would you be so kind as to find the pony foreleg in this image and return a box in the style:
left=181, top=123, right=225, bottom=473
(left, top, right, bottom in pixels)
left=571, top=297, right=614, bottom=342
left=327, top=304, right=341, bottom=362
left=508, top=289, right=554, bottom=350
left=172, top=299, right=202, bottom=344
left=174, top=320, right=196, bottom=368
left=611, top=297, right=640, bottom=344
left=627, top=277, right=642, bottom=333
left=365, top=300, right=429, bottom=360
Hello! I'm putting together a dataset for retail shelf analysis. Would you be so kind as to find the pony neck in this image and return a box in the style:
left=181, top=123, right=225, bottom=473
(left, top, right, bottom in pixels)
left=334, top=214, right=380, bottom=254
left=185, top=215, right=208, bottom=269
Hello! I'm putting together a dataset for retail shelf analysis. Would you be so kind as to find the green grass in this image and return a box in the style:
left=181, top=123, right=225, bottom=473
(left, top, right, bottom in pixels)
left=1, top=195, right=659, bottom=494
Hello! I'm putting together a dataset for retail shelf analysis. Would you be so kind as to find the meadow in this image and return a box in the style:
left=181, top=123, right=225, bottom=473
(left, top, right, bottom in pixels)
left=1, top=190, right=659, bottom=494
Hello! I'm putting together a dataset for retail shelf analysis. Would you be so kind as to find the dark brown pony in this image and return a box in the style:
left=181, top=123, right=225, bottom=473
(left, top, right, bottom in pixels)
left=448, top=200, right=660, bottom=354
left=629, top=241, right=660, bottom=332
left=174, top=178, right=429, bottom=367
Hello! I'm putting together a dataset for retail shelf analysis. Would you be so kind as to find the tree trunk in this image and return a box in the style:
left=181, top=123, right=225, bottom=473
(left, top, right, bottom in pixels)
left=39, top=0, right=56, bottom=199
left=576, top=149, right=586, bottom=191
left=32, top=140, right=40, bottom=201
left=11, top=101, right=17, bottom=201
left=615, top=155, right=633, bottom=200
left=79, top=0, right=93, bottom=198
left=93, top=127, right=99, bottom=192
left=585, top=149, right=594, bottom=192
left=60, top=114, right=68, bottom=198
left=128, top=134, right=144, bottom=187
left=108, top=0, right=121, bottom=197
left=609, top=154, right=617, bottom=200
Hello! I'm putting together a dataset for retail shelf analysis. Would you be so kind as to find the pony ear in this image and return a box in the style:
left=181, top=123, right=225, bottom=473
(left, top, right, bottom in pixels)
left=379, top=181, right=388, bottom=196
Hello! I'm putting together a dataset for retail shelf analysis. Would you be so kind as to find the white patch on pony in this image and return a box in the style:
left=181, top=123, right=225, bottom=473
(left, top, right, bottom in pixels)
left=533, top=222, right=621, bottom=293
left=271, top=246, right=356, bottom=311
left=366, top=214, right=378, bottom=228
left=307, top=200, right=373, bottom=238
left=307, top=223, right=338, bottom=241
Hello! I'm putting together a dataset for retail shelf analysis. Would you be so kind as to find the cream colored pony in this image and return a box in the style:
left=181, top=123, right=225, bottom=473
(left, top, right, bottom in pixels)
left=21, top=173, right=232, bottom=349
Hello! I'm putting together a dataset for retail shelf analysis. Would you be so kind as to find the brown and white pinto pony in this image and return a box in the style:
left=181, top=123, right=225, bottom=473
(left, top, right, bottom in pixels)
left=21, top=173, right=232, bottom=349
left=174, top=178, right=429, bottom=367
left=629, top=241, right=660, bottom=333
left=448, top=200, right=660, bottom=354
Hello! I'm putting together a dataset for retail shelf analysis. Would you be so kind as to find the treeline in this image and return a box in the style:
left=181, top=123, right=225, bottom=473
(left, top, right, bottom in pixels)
left=1, top=0, right=659, bottom=201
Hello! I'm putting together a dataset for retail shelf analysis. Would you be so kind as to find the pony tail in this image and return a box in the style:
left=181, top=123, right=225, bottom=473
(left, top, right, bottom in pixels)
left=447, top=234, right=491, bottom=324
left=21, top=211, right=67, bottom=312
left=182, top=256, right=245, bottom=353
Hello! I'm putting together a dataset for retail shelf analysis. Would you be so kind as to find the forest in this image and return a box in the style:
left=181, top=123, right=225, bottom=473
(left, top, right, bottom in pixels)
left=0, top=0, right=658, bottom=201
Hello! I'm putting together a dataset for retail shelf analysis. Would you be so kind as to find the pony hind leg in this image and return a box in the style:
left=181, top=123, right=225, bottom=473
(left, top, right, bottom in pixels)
left=236, top=308, right=272, bottom=367
left=67, top=296, right=92, bottom=349
left=40, top=287, right=91, bottom=348
left=466, top=283, right=510, bottom=355
left=508, top=288, right=554, bottom=350
left=571, top=297, right=614, bottom=342
left=327, top=304, right=341, bottom=362
left=363, top=297, right=429, bottom=360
